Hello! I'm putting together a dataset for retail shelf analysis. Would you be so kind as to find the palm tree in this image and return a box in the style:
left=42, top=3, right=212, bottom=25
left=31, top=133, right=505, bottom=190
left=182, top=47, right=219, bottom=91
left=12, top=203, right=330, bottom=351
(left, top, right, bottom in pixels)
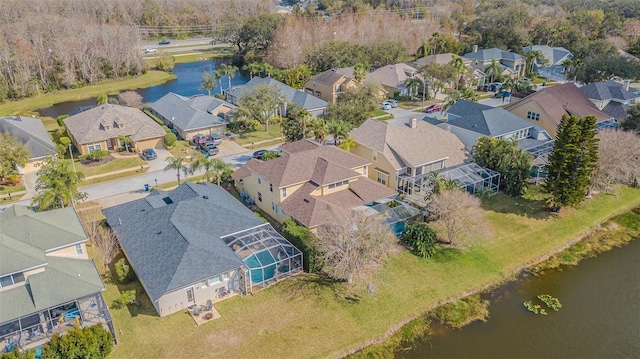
left=449, top=56, right=467, bottom=89
left=262, top=62, right=274, bottom=78
left=428, top=32, right=446, bottom=55
left=328, top=120, right=350, bottom=145
left=338, top=137, right=357, bottom=152
left=214, top=69, right=225, bottom=94
left=164, top=157, right=188, bottom=185
left=189, top=154, right=231, bottom=186
left=220, top=63, right=238, bottom=90
left=353, top=63, right=368, bottom=84
left=443, top=90, right=462, bottom=113
left=32, top=157, right=86, bottom=210
left=311, top=119, right=329, bottom=144
left=525, top=50, right=543, bottom=74
left=416, top=41, right=430, bottom=57
left=404, top=77, right=423, bottom=99
left=243, top=62, right=264, bottom=79
left=117, top=135, right=132, bottom=152
left=485, top=59, right=503, bottom=84
left=200, top=71, right=218, bottom=96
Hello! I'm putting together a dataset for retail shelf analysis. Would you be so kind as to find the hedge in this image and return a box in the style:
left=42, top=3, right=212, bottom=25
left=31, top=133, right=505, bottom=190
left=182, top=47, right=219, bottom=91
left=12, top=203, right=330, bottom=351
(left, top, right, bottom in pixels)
left=282, top=219, right=323, bottom=273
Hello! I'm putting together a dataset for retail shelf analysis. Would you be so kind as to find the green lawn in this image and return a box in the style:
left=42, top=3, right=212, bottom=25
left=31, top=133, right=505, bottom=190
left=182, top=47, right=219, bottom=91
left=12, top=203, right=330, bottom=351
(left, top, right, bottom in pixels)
left=78, top=157, right=146, bottom=178
left=102, top=185, right=640, bottom=359
left=0, top=185, right=25, bottom=196
left=371, top=109, right=387, bottom=117
left=233, top=124, right=283, bottom=146
left=0, top=71, right=174, bottom=117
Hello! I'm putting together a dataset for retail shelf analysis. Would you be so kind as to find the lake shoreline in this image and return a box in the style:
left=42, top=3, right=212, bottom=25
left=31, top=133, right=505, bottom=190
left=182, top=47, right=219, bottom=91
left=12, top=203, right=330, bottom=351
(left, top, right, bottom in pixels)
left=345, top=204, right=640, bottom=358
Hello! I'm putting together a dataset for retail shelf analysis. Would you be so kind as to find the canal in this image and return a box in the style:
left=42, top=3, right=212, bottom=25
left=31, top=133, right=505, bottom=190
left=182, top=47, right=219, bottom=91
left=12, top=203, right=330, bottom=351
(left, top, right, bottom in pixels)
left=398, top=239, right=640, bottom=358
left=36, top=60, right=250, bottom=118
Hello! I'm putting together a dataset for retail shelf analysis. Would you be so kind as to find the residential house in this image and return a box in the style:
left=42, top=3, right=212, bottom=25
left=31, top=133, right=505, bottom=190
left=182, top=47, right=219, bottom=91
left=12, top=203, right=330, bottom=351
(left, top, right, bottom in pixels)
left=232, top=139, right=397, bottom=229
left=148, top=93, right=236, bottom=141
left=463, top=46, right=527, bottom=78
left=64, top=104, right=165, bottom=155
left=0, top=116, right=57, bottom=170
left=349, top=118, right=467, bottom=193
left=522, top=45, right=574, bottom=76
left=366, top=63, right=417, bottom=96
left=226, top=77, right=328, bottom=118
left=411, top=53, right=486, bottom=87
left=505, top=83, right=616, bottom=138
left=579, top=80, right=640, bottom=120
left=0, top=205, right=114, bottom=353
left=423, top=100, right=552, bottom=150
left=303, top=69, right=357, bottom=104
left=102, top=183, right=302, bottom=317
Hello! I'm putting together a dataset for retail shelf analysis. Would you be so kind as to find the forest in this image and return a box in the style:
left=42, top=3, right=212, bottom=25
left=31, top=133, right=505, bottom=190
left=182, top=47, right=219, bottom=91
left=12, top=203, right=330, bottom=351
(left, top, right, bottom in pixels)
left=0, top=0, right=638, bottom=102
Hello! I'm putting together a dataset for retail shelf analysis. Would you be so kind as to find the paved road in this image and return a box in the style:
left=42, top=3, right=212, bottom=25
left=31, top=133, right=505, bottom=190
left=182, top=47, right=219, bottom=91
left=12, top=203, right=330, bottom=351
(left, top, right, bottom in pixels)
left=141, top=39, right=232, bottom=55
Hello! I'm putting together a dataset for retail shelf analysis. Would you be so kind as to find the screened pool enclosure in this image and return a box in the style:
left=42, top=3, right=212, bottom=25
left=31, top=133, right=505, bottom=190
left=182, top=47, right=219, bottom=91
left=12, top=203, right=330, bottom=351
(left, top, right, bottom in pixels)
left=222, top=223, right=302, bottom=290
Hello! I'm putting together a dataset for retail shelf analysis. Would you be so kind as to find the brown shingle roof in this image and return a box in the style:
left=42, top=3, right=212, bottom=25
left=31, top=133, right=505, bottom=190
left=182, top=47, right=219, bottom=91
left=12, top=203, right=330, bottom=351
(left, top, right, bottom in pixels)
left=506, top=83, right=612, bottom=125
left=308, top=70, right=352, bottom=86
left=280, top=139, right=321, bottom=154
left=63, top=104, right=165, bottom=144
left=350, top=119, right=467, bottom=170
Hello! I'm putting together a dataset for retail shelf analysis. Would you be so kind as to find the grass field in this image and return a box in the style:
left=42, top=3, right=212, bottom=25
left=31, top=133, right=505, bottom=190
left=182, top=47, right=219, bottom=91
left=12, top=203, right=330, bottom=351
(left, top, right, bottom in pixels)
left=233, top=124, right=283, bottom=146
left=78, top=157, right=146, bottom=178
left=0, top=71, right=174, bottom=117
left=99, top=185, right=640, bottom=359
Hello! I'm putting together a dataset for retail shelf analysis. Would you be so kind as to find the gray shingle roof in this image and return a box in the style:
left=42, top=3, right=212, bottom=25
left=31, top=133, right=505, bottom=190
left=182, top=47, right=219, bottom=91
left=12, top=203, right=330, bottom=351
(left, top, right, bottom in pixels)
left=579, top=80, right=640, bottom=102
left=601, top=101, right=630, bottom=120
left=63, top=104, right=166, bottom=144
left=149, top=93, right=233, bottom=132
left=463, top=48, right=525, bottom=61
left=438, top=100, right=534, bottom=137
left=522, top=45, right=573, bottom=66
left=227, top=77, right=328, bottom=111
left=102, top=183, right=263, bottom=303
left=0, top=116, right=56, bottom=160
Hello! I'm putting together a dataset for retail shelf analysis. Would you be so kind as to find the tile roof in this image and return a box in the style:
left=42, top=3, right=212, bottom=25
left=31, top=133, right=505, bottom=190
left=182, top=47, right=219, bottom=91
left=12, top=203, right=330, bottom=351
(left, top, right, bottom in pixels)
left=102, top=183, right=263, bottom=303
left=578, top=80, right=640, bottom=102
left=227, top=77, right=328, bottom=111
left=349, top=119, right=467, bottom=170
left=0, top=116, right=56, bottom=160
left=149, top=93, right=233, bottom=132
left=506, top=83, right=613, bottom=125
left=64, top=104, right=166, bottom=144
left=426, top=100, right=534, bottom=137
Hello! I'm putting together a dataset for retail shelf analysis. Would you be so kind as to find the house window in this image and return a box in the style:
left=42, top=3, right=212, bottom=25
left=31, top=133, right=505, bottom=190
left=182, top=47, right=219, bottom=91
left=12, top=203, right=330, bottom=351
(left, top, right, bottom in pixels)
left=87, top=143, right=102, bottom=152
left=406, top=167, right=412, bottom=175
left=75, top=244, right=83, bottom=255
left=328, top=180, right=349, bottom=190
left=208, top=276, right=222, bottom=285
left=275, top=205, right=280, bottom=215
left=201, top=280, right=208, bottom=288
left=272, top=202, right=275, bottom=211
left=527, top=111, right=540, bottom=121
left=269, top=184, right=273, bottom=192
left=257, top=176, right=262, bottom=184
left=316, top=91, right=321, bottom=98
left=0, top=272, right=25, bottom=288
left=363, top=167, right=367, bottom=175
left=372, top=151, right=378, bottom=161
left=282, top=188, right=287, bottom=198
left=335, top=85, right=341, bottom=92
left=222, top=273, right=230, bottom=281
left=376, top=171, right=388, bottom=185
left=186, top=288, right=194, bottom=302
left=258, top=192, right=262, bottom=202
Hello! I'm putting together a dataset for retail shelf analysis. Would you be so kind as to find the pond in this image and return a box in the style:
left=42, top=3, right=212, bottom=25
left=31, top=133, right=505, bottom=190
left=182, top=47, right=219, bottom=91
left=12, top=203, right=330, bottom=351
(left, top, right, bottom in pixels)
left=397, top=239, right=640, bottom=358
left=36, top=60, right=250, bottom=118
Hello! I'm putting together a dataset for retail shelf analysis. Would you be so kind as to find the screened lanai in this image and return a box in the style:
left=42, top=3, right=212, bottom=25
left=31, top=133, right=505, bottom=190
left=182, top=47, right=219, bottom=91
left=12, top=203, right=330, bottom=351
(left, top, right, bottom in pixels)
left=355, top=198, right=421, bottom=236
left=441, top=163, right=501, bottom=195
left=525, top=140, right=555, bottom=185
left=222, top=223, right=302, bottom=291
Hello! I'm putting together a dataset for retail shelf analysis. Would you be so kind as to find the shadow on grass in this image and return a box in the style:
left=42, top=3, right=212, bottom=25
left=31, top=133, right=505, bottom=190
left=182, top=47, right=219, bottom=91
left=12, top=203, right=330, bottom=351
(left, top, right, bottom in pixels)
left=108, top=254, right=158, bottom=318
left=481, top=193, right=551, bottom=220
left=277, top=273, right=360, bottom=304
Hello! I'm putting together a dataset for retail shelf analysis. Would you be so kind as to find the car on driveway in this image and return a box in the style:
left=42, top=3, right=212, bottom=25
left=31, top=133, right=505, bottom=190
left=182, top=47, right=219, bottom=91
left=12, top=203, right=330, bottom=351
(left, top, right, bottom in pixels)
left=199, top=141, right=219, bottom=156
left=424, top=104, right=442, bottom=113
left=253, top=150, right=280, bottom=160
left=158, top=40, right=171, bottom=45
left=387, top=99, right=399, bottom=108
left=192, top=134, right=207, bottom=145
left=207, top=133, right=222, bottom=146
left=141, top=149, right=157, bottom=161
left=381, top=102, right=392, bottom=110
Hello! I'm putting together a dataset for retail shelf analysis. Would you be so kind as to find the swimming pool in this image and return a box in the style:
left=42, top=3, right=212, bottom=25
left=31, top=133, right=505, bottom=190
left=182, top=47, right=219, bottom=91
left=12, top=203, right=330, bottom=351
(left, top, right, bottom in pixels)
left=244, top=251, right=277, bottom=283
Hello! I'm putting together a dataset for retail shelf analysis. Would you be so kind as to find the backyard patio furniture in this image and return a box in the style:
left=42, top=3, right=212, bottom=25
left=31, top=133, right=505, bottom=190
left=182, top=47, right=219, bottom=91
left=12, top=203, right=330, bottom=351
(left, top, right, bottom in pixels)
left=192, top=306, right=201, bottom=316
left=203, top=300, right=212, bottom=311
left=202, top=312, right=214, bottom=320
left=216, top=288, right=229, bottom=298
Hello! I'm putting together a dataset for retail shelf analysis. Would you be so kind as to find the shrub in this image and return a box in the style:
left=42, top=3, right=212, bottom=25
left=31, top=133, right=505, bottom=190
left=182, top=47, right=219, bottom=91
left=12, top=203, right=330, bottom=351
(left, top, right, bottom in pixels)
left=164, top=132, right=177, bottom=147
left=401, top=222, right=440, bottom=258
left=58, top=137, right=71, bottom=147
left=253, top=211, right=268, bottom=222
left=111, top=290, right=137, bottom=309
left=282, top=219, right=323, bottom=272
left=87, top=149, right=109, bottom=161
left=56, top=114, right=70, bottom=127
left=431, top=294, right=490, bottom=329
left=143, top=109, right=165, bottom=126
left=42, top=324, right=113, bottom=359
left=115, top=258, right=134, bottom=283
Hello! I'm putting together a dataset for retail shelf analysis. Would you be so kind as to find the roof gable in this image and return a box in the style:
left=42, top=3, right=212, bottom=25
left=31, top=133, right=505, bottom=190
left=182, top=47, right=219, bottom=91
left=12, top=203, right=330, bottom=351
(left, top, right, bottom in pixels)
left=579, top=80, right=640, bottom=102
left=228, top=77, right=328, bottom=110
left=0, top=116, right=56, bottom=160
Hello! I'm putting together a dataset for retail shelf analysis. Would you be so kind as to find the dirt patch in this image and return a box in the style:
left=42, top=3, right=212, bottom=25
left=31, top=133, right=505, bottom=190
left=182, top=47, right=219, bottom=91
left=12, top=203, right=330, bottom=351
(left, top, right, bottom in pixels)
left=81, top=155, right=115, bottom=167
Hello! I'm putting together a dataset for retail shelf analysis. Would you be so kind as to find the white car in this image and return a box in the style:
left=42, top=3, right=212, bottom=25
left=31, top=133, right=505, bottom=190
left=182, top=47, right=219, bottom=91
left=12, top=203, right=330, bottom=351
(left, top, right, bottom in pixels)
left=387, top=99, right=399, bottom=108
left=144, top=48, right=157, bottom=54
left=381, top=102, right=392, bottom=110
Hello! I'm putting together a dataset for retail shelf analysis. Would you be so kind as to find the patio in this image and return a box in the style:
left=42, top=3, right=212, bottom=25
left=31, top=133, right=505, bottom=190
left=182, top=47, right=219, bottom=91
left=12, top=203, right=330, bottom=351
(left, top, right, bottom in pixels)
left=187, top=300, right=223, bottom=326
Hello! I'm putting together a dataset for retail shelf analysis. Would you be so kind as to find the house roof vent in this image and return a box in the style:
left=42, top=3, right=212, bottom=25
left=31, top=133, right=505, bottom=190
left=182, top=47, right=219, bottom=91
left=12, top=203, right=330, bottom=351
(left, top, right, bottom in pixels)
left=203, top=196, right=209, bottom=199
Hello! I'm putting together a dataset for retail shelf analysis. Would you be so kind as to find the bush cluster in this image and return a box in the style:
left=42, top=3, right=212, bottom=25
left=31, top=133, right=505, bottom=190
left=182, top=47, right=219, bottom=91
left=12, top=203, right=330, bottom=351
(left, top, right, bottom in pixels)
left=282, top=219, right=323, bottom=272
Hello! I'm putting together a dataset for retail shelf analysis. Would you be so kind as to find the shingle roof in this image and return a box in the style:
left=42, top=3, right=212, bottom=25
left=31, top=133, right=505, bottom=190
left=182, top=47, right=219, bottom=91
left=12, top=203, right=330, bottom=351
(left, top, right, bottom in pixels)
left=349, top=119, right=467, bottom=170
left=601, top=101, right=630, bottom=120
left=102, top=183, right=262, bottom=303
left=64, top=104, right=166, bottom=144
left=308, top=69, right=352, bottom=86
left=0, top=116, right=56, bottom=160
left=367, top=63, right=417, bottom=89
left=149, top=93, right=233, bottom=132
left=463, top=48, right=525, bottom=61
left=412, top=53, right=470, bottom=67
left=578, top=80, right=640, bottom=102
left=429, top=100, right=534, bottom=137
left=236, top=140, right=370, bottom=187
left=506, top=83, right=613, bottom=125
left=523, top=45, right=573, bottom=66
left=227, top=77, right=328, bottom=111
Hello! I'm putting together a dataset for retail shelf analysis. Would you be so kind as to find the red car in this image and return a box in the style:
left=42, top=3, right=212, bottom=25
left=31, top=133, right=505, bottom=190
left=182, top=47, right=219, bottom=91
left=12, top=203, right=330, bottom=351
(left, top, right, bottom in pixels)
left=424, top=104, right=442, bottom=113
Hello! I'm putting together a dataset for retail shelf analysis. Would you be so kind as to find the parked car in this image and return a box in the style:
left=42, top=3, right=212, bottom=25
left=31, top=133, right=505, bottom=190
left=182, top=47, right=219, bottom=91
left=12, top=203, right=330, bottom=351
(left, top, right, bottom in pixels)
left=483, top=82, right=503, bottom=92
left=141, top=149, right=157, bottom=161
left=158, top=40, right=171, bottom=45
left=192, top=134, right=207, bottom=145
left=387, top=99, right=399, bottom=108
left=424, top=104, right=443, bottom=113
left=144, top=48, right=157, bottom=54
left=199, top=141, right=219, bottom=156
left=253, top=150, right=280, bottom=160
left=207, top=133, right=222, bottom=146
left=381, top=102, right=392, bottom=110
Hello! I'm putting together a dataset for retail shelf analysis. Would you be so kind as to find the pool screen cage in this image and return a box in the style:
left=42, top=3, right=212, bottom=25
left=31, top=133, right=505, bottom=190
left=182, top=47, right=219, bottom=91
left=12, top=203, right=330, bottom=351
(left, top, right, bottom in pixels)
left=364, top=198, right=421, bottom=227
left=525, top=140, right=555, bottom=185
left=440, top=163, right=501, bottom=195
left=221, top=223, right=302, bottom=291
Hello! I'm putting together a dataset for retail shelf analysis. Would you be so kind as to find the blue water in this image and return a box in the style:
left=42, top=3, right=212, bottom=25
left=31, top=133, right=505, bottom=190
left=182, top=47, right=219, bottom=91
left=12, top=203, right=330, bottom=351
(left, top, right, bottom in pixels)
left=245, top=251, right=277, bottom=283
left=36, top=60, right=250, bottom=118
left=391, top=222, right=406, bottom=237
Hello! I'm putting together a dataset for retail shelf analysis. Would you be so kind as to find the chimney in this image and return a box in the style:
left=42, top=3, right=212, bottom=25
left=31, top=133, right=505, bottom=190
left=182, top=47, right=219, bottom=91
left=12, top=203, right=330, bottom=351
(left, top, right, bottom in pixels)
left=473, top=45, right=478, bottom=53
left=624, top=79, right=630, bottom=91
left=409, top=117, right=417, bottom=129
